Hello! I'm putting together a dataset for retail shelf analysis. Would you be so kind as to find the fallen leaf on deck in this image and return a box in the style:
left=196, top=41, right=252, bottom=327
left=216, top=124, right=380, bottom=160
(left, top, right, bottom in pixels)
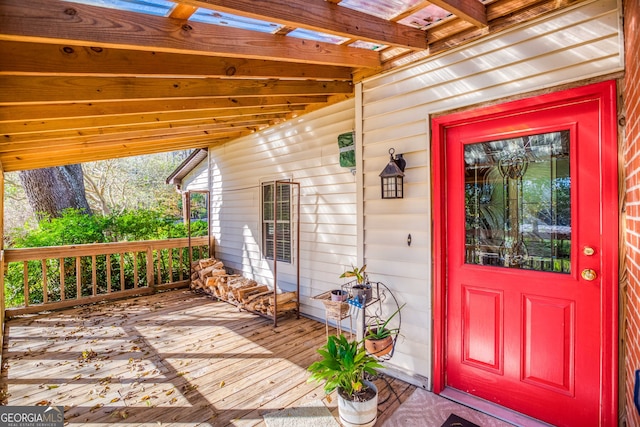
left=182, top=384, right=198, bottom=393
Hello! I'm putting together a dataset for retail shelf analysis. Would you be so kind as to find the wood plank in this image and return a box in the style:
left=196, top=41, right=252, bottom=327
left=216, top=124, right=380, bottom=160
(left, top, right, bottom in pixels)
left=58, top=257, right=65, bottom=301
left=0, top=123, right=268, bottom=158
left=133, top=252, right=139, bottom=289
left=429, top=0, right=488, bottom=27
left=0, top=76, right=354, bottom=104
left=1, top=290, right=418, bottom=426
left=0, top=133, right=238, bottom=172
left=168, top=3, right=197, bottom=20
left=1, top=105, right=305, bottom=135
left=4, top=286, right=154, bottom=317
left=91, top=255, right=96, bottom=296
left=0, top=96, right=329, bottom=122
left=182, top=0, right=428, bottom=49
left=156, top=250, right=162, bottom=287
left=2, top=115, right=288, bottom=142
left=22, top=261, right=28, bottom=307
left=75, top=256, right=81, bottom=299
left=146, top=248, right=154, bottom=288
left=106, top=254, right=112, bottom=293
left=0, top=0, right=381, bottom=68
left=41, top=259, right=48, bottom=304
left=168, top=248, right=173, bottom=284
left=119, top=253, right=125, bottom=291
left=0, top=41, right=353, bottom=80
left=4, top=237, right=209, bottom=262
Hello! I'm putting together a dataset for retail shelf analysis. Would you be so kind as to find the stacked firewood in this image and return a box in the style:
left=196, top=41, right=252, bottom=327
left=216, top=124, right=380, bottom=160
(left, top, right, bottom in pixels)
left=190, top=257, right=298, bottom=316
left=190, top=258, right=226, bottom=292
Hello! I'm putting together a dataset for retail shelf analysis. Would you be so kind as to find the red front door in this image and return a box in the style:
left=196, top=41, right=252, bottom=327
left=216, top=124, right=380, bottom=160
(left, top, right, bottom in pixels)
left=432, top=82, right=618, bottom=427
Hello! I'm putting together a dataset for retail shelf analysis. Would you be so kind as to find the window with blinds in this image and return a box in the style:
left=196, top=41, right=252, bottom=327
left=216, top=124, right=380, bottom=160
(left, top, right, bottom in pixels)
left=262, top=181, right=292, bottom=263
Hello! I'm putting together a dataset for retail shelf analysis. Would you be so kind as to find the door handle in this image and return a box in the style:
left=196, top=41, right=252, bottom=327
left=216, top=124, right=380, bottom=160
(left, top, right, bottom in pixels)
left=581, top=268, right=597, bottom=281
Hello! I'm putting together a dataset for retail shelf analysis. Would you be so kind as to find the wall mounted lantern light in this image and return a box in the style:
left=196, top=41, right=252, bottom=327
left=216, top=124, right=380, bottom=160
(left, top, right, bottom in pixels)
left=379, top=148, right=406, bottom=199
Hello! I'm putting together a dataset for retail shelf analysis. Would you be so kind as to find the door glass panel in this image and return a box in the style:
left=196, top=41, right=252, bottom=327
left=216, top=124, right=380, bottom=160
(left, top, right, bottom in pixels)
left=464, top=131, right=571, bottom=273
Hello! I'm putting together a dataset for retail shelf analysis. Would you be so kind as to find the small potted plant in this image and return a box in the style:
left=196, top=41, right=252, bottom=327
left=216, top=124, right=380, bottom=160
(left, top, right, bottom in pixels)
left=307, top=334, right=382, bottom=427
left=340, top=264, right=372, bottom=302
left=364, top=303, right=405, bottom=358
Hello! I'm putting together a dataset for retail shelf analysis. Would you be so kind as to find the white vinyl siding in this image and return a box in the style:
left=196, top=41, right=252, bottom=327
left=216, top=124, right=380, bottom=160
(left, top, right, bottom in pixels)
left=182, top=160, right=208, bottom=192
left=359, top=0, right=623, bottom=384
left=208, top=100, right=357, bottom=319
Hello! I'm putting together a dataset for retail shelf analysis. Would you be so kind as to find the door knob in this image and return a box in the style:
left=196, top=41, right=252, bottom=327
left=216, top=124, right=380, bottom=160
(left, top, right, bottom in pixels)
left=581, top=268, right=597, bottom=281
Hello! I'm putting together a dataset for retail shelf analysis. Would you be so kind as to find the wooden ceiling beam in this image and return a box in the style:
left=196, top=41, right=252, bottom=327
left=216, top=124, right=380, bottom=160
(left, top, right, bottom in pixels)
left=177, top=0, right=427, bottom=49
left=0, top=76, right=353, bottom=104
left=0, top=136, right=234, bottom=172
left=2, top=121, right=271, bottom=151
left=428, top=0, right=487, bottom=28
left=0, top=0, right=380, bottom=68
left=0, top=41, right=353, bottom=80
left=2, top=106, right=307, bottom=135
left=6, top=131, right=245, bottom=158
left=0, top=96, right=328, bottom=122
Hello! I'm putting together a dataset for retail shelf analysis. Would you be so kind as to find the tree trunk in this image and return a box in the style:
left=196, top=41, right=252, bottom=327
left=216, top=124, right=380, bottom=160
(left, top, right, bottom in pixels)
left=19, top=165, right=92, bottom=221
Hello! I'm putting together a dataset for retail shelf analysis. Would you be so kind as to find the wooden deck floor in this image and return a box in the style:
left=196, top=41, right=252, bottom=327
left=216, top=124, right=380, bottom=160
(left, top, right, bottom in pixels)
left=1, top=289, right=416, bottom=426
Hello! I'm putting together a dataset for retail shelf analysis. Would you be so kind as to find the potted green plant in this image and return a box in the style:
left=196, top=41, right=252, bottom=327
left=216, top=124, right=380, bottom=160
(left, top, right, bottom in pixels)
left=364, top=303, right=405, bottom=357
left=307, top=334, right=382, bottom=427
left=340, top=264, right=372, bottom=302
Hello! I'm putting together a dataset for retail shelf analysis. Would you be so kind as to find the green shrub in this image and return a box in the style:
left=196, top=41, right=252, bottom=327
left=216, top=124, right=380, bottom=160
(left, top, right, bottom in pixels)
left=5, top=208, right=208, bottom=307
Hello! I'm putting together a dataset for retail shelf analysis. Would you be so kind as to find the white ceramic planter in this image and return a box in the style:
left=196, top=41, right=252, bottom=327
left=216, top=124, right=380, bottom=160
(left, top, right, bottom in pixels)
left=338, top=380, right=378, bottom=427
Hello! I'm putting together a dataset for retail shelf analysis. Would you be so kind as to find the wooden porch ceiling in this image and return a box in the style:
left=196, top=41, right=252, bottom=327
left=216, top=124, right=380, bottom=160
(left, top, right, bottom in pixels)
left=0, top=0, right=584, bottom=172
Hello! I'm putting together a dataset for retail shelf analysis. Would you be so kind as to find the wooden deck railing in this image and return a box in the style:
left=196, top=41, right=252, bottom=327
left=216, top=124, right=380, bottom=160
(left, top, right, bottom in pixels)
left=3, top=236, right=210, bottom=317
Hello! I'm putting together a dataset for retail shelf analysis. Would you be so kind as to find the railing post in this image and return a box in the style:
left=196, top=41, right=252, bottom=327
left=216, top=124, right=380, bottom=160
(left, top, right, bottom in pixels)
left=41, top=259, right=48, bottom=304
left=23, top=261, right=29, bottom=307
left=146, top=246, right=155, bottom=292
left=59, top=258, right=65, bottom=300
left=75, top=257, right=81, bottom=299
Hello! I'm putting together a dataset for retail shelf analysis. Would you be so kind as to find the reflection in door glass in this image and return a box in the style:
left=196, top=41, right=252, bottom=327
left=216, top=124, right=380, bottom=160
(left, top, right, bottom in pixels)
left=464, top=131, right=571, bottom=273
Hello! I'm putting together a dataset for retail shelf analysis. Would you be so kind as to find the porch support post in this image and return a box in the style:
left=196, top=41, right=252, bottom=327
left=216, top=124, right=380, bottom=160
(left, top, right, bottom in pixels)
left=355, top=82, right=365, bottom=340
left=0, top=161, right=5, bottom=367
left=355, top=82, right=364, bottom=269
